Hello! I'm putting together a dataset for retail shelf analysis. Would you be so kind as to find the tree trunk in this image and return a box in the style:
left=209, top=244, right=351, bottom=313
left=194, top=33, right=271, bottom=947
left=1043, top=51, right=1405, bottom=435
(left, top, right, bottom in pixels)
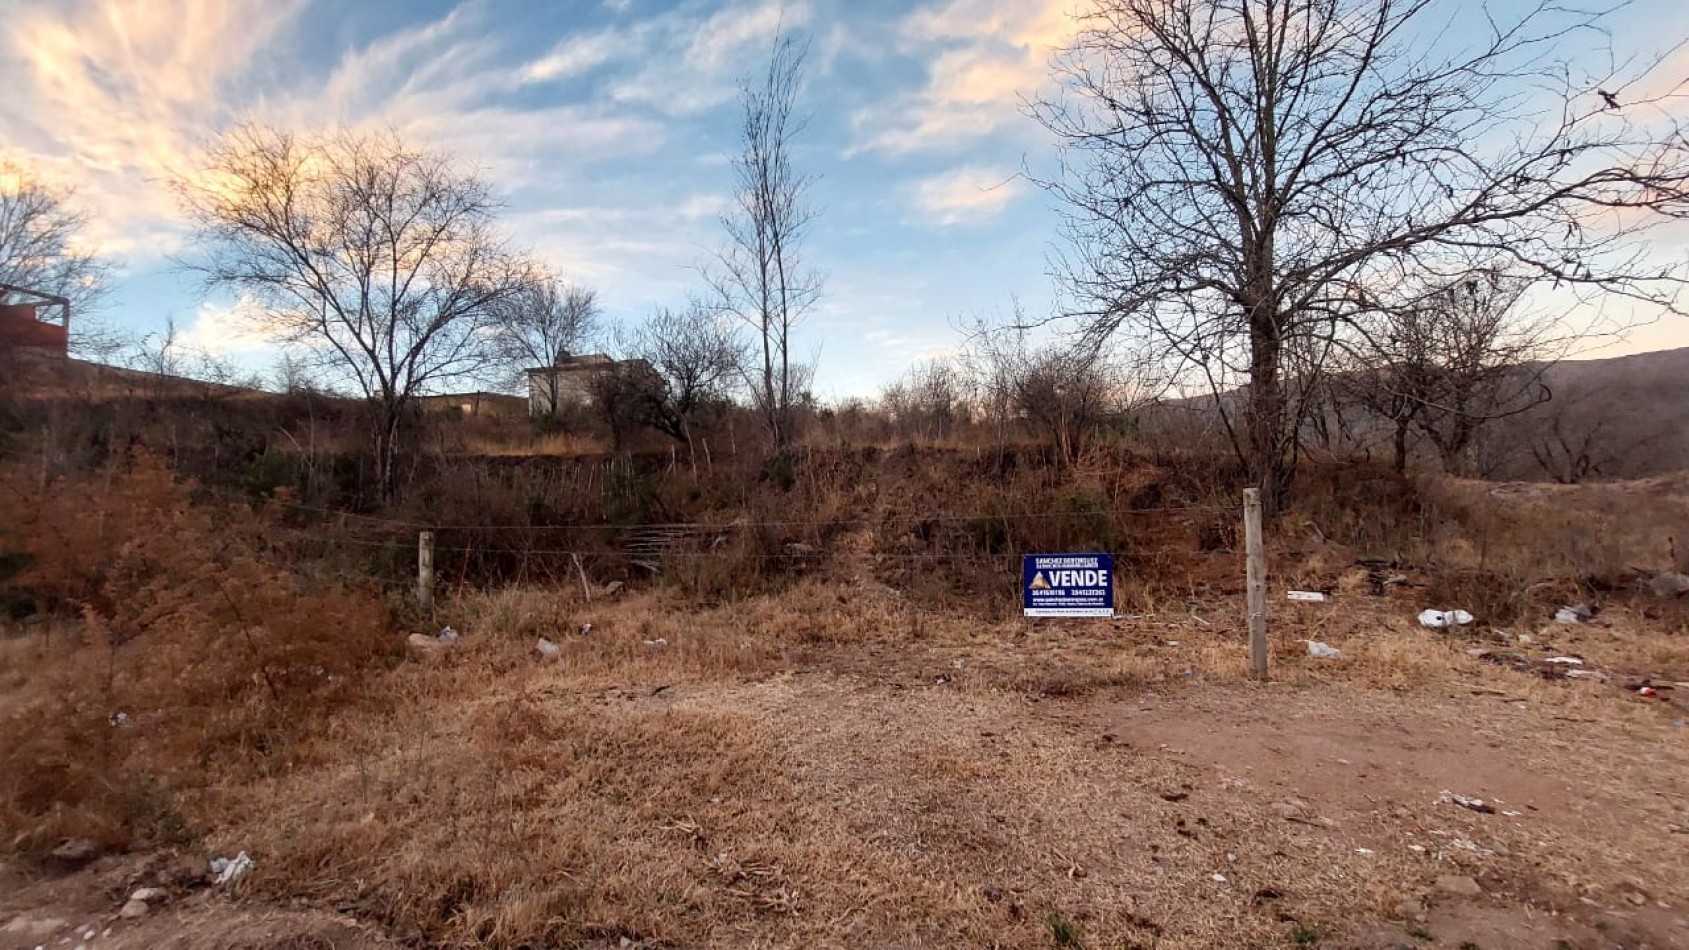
left=1392, top=418, right=1410, bottom=475
left=1247, top=314, right=1288, bottom=515
left=372, top=404, right=404, bottom=503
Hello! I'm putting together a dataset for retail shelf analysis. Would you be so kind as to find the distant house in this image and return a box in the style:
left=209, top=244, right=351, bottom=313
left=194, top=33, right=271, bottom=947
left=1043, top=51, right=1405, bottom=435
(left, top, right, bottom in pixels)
left=0, top=283, right=71, bottom=359
left=417, top=391, right=527, bottom=418
left=525, top=354, right=654, bottom=417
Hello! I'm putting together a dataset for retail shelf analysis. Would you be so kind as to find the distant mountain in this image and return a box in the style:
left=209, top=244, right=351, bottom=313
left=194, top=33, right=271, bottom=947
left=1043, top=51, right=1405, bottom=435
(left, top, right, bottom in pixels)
left=1495, top=346, right=1689, bottom=481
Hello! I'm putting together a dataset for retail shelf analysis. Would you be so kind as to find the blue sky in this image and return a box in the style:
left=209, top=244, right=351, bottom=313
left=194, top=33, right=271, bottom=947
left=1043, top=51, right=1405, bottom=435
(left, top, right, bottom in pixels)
left=3, top=0, right=1686, bottom=398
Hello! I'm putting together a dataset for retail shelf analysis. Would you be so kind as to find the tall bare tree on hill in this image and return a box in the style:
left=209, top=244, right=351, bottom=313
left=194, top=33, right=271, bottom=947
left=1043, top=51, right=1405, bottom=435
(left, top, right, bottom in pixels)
left=176, top=126, right=533, bottom=498
left=1033, top=0, right=1689, bottom=510
left=714, top=29, right=821, bottom=452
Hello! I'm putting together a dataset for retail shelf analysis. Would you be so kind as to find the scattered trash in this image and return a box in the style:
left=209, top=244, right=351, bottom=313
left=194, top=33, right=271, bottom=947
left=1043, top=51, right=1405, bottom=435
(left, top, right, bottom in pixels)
left=1543, top=656, right=1584, bottom=666
left=1355, top=848, right=1375, bottom=855
left=436, top=626, right=458, bottom=644
left=1554, top=603, right=1594, bottom=624
left=1501, top=810, right=1522, bottom=817
left=210, top=851, right=253, bottom=886
left=1418, top=609, right=1474, bottom=628
left=1638, top=686, right=1660, bottom=698
left=579, top=623, right=593, bottom=636
left=1565, top=669, right=1611, bottom=682
left=1165, top=639, right=1181, bottom=647
left=1287, top=590, right=1327, bottom=602
left=644, top=638, right=669, bottom=648
left=1304, top=640, right=1342, bottom=659
left=1211, top=873, right=1228, bottom=883
left=108, top=711, right=130, bottom=728
left=1438, top=790, right=1496, bottom=814
left=536, top=637, right=561, bottom=658
left=1516, top=633, right=1534, bottom=645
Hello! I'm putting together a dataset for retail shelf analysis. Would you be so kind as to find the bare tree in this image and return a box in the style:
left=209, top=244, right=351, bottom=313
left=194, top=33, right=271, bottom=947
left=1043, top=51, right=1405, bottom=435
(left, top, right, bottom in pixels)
left=623, top=303, right=746, bottom=449
left=489, top=277, right=601, bottom=409
left=0, top=158, right=114, bottom=354
left=175, top=126, right=532, bottom=497
left=968, top=323, right=1163, bottom=465
left=880, top=358, right=976, bottom=443
left=713, top=29, right=821, bottom=452
left=1033, top=0, right=1689, bottom=510
left=1339, top=269, right=1553, bottom=474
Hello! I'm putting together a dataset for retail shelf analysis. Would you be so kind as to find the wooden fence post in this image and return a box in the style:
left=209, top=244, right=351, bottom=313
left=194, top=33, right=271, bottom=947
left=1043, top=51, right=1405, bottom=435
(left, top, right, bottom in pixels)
left=1243, top=488, right=1267, bottom=680
left=417, top=531, right=435, bottom=614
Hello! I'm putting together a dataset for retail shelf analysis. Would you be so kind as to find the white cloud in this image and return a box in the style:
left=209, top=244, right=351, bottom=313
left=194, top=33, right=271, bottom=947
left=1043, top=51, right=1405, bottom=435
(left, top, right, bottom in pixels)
left=522, top=31, right=620, bottom=84
left=909, top=165, right=1022, bottom=226
left=179, top=296, right=288, bottom=356
left=851, top=0, right=1079, bottom=155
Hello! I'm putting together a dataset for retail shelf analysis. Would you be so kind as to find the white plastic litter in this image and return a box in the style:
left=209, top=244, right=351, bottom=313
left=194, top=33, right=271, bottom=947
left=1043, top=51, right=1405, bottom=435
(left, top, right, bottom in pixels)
left=1543, top=656, right=1584, bottom=666
left=437, top=626, right=458, bottom=644
left=536, top=637, right=561, bottom=658
left=210, top=852, right=253, bottom=886
left=1565, top=669, right=1610, bottom=682
left=644, top=638, right=669, bottom=648
left=1418, top=609, right=1474, bottom=628
left=1288, top=591, right=1327, bottom=602
left=1554, top=604, right=1593, bottom=624
left=108, top=711, right=130, bottom=728
left=1305, top=640, right=1342, bottom=659
left=579, top=623, right=593, bottom=636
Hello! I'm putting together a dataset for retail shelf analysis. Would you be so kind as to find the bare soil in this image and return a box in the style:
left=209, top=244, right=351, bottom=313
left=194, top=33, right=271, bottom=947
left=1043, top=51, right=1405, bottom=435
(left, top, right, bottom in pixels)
left=4, top=602, right=1686, bottom=949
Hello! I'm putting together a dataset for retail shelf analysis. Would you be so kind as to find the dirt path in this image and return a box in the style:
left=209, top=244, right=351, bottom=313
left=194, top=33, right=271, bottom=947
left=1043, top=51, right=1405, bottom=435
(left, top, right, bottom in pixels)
left=4, top=643, right=1687, bottom=949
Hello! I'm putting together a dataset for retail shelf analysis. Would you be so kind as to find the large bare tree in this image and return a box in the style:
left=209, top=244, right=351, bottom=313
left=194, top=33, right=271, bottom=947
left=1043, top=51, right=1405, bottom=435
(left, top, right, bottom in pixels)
left=1033, top=0, right=1689, bottom=509
left=176, top=126, right=532, bottom=497
left=713, top=30, right=822, bottom=452
left=0, top=159, right=112, bottom=351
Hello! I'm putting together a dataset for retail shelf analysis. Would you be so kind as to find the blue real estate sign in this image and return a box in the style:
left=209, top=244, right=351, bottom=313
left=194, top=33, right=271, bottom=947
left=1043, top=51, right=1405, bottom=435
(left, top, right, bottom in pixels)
left=1022, top=553, right=1115, bottom=618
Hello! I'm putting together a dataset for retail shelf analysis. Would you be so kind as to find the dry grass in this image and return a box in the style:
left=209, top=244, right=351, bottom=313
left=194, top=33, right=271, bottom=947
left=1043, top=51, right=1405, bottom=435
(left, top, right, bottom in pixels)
left=4, top=457, right=1689, bottom=948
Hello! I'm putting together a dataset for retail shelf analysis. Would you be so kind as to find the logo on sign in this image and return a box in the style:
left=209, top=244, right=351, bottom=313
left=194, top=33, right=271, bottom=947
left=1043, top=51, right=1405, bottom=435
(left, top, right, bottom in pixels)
left=1022, top=553, right=1115, bottom=618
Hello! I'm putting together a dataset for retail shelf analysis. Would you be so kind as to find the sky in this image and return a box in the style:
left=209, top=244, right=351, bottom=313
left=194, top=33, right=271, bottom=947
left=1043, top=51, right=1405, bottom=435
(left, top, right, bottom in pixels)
left=3, top=0, right=1687, bottom=399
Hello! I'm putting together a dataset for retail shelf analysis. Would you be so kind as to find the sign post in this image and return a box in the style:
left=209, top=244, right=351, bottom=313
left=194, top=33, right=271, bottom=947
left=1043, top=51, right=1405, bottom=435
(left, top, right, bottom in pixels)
left=1022, top=553, right=1115, bottom=618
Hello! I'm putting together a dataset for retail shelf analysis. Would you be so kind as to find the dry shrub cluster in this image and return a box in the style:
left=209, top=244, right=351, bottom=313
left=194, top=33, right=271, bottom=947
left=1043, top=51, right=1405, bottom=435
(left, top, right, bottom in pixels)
left=0, top=454, right=400, bottom=856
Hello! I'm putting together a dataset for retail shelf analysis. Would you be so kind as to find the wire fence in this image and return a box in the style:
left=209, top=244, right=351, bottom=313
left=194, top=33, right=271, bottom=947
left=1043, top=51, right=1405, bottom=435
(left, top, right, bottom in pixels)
left=238, top=486, right=1249, bottom=599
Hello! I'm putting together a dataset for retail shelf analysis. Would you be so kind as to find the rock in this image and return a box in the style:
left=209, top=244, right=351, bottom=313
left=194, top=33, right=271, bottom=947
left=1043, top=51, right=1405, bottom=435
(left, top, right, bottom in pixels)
left=129, top=887, right=169, bottom=904
left=536, top=637, right=561, bottom=658
left=1646, top=572, right=1689, bottom=599
left=1436, top=874, right=1482, bottom=897
left=1270, top=800, right=1311, bottom=822
left=603, top=581, right=625, bottom=597
left=406, top=633, right=444, bottom=655
left=118, top=900, right=149, bottom=919
left=46, top=837, right=101, bottom=871
left=3, top=915, right=67, bottom=938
